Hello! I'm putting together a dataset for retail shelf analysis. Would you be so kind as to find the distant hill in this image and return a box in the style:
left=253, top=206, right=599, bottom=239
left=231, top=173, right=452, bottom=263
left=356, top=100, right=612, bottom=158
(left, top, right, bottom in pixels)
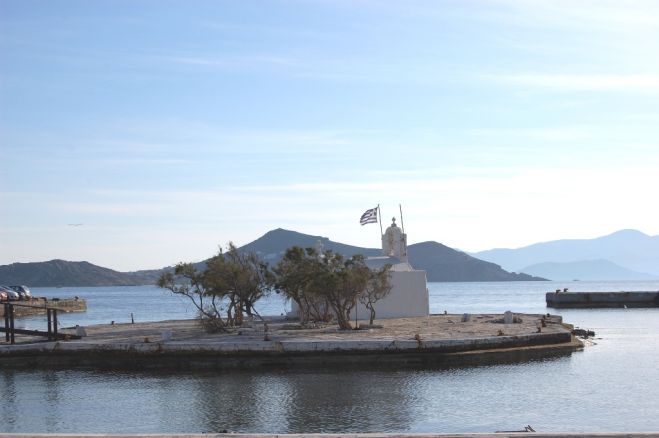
left=0, top=228, right=545, bottom=286
left=240, top=228, right=381, bottom=264
left=0, top=260, right=163, bottom=287
left=519, top=259, right=659, bottom=281
left=473, top=229, right=659, bottom=277
left=407, top=241, right=543, bottom=282
left=245, top=229, right=544, bottom=282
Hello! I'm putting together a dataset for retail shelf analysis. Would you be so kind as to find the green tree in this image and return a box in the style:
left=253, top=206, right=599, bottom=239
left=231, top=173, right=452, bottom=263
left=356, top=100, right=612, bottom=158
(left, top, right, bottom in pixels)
left=358, top=264, right=393, bottom=325
left=321, top=253, right=371, bottom=330
left=157, top=262, right=228, bottom=332
left=204, top=243, right=273, bottom=326
left=274, top=247, right=371, bottom=330
left=157, top=243, right=272, bottom=333
left=273, top=246, right=331, bottom=324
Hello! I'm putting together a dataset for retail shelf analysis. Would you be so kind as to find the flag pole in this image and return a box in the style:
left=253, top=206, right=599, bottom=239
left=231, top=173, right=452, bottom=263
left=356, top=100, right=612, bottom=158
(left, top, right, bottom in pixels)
left=378, top=204, right=383, bottom=238
left=399, top=203, right=405, bottom=233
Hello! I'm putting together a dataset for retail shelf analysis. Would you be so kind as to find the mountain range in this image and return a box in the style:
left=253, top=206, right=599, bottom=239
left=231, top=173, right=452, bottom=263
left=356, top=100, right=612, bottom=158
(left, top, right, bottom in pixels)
left=518, top=259, right=658, bottom=281
left=0, top=228, right=543, bottom=286
left=242, top=228, right=542, bottom=282
left=473, top=229, right=659, bottom=280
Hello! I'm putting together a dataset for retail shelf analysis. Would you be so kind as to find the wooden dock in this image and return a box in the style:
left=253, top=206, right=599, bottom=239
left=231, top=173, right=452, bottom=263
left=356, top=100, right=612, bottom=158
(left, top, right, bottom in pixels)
left=547, top=291, right=659, bottom=308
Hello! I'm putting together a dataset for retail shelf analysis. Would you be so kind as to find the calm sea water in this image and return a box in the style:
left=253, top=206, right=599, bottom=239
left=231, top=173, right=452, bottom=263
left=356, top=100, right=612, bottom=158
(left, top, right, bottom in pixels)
left=3, top=281, right=659, bottom=434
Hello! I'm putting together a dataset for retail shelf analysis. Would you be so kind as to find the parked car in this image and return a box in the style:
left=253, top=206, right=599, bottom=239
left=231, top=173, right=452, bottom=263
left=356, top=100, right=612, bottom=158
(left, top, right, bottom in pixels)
left=9, top=285, right=32, bottom=300
left=0, top=285, right=20, bottom=301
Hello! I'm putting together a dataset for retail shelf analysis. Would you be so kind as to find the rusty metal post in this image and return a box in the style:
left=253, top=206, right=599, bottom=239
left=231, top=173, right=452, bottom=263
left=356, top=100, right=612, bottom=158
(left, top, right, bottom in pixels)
left=53, top=309, right=58, bottom=338
left=9, top=304, right=15, bottom=344
left=47, top=308, right=53, bottom=340
left=3, top=303, right=9, bottom=342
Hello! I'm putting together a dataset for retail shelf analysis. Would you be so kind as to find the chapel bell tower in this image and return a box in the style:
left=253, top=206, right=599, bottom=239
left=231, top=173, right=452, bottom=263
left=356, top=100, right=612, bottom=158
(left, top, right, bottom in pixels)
left=382, top=217, right=408, bottom=262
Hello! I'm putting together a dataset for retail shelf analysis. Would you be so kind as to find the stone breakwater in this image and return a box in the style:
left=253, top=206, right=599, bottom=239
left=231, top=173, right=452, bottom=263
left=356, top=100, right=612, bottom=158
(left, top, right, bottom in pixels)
left=0, top=313, right=582, bottom=370
left=0, top=297, right=87, bottom=317
left=546, top=291, right=659, bottom=308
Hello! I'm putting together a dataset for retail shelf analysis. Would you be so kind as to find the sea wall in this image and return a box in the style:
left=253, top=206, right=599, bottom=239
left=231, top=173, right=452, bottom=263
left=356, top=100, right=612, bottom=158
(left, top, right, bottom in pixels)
left=0, top=330, right=577, bottom=370
left=546, top=291, right=659, bottom=308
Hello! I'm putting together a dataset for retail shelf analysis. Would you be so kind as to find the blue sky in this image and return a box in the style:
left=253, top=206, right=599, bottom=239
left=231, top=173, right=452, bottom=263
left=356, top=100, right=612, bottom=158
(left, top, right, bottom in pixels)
left=2, top=1, right=659, bottom=271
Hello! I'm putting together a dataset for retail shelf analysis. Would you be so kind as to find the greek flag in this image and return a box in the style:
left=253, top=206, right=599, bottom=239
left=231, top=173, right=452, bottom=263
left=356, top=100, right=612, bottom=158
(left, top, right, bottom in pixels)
left=360, top=207, right=378, bottom=225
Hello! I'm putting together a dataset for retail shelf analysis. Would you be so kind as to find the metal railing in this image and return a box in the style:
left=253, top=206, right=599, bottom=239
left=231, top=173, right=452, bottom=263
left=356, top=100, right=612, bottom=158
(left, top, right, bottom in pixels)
left=2, top=301, right=79, bottom=344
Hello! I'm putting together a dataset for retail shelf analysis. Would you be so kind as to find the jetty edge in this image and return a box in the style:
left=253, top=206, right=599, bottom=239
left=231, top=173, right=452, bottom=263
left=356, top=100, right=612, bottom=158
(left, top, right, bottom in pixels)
left=546, top=290, right=659, bottom=308
left=0, top=297, right=87, bottom=317
left=0, top=313, right=583, bottom=370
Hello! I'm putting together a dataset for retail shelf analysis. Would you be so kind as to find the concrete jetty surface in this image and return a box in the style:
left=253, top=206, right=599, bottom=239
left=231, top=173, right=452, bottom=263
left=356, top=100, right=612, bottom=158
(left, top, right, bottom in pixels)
left=0, top=313, right=582, bottom=370
left=0, top=297, right=87, bottom=317
left=546, top=291, right=659, bottom=308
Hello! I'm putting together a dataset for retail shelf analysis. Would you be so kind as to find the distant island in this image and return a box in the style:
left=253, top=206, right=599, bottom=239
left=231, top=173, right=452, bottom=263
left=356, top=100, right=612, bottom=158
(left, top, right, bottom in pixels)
left=0, top=259, right=165, bottom=287
left=0, top=228, right=545, bottom=287
left=473, top=229, right=659, bottom=280
left=519, top=259, right=659, bottom=282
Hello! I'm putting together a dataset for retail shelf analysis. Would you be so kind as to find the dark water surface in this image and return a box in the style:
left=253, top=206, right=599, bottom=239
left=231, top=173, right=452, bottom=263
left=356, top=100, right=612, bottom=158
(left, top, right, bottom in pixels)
left=2, top=281, right=659, bottom=433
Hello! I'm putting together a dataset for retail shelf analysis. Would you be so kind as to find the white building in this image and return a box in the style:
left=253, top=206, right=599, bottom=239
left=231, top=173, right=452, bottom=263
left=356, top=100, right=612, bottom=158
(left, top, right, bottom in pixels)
left=288, top=217, right=429, bottom=321
left=356, top=217, right=429, bottom=320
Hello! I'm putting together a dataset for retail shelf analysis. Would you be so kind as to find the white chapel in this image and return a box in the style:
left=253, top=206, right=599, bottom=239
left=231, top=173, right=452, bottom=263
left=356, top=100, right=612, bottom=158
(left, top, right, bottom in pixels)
left=355, top=217, right=429, bottom=319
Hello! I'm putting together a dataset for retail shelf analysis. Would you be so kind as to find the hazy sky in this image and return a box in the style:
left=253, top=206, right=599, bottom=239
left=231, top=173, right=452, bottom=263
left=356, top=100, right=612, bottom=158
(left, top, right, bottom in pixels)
left=2, top=1, right=659, bottom=271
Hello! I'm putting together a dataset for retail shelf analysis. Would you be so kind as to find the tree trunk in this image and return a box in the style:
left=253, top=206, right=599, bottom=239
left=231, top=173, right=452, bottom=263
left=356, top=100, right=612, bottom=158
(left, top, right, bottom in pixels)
left=334, top=304, right=353, bottom=330
left=293, top=297, right=307, bottom=324
left=336, top=314, right=352, bottom=330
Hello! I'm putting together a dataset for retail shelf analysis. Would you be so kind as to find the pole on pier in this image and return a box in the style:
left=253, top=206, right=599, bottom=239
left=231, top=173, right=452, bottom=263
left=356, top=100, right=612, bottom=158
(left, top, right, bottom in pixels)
left=53, top=309, right=58, bottom=338
left=9, top=304, right=15, bottom=344
left=4, top=303, right=9, bottom=342
left=47, top=309, right=53, bottom=341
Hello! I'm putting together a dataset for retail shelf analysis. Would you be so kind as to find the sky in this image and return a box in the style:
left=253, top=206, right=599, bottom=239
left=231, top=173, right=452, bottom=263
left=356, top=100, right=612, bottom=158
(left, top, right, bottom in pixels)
left=1, top=0, right=659, bottom=271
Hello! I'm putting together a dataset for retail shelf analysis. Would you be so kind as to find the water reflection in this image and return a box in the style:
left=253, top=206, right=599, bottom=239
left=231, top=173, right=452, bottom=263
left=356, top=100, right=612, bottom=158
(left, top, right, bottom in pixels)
left=188, top=370, right=415, bottom=433
left=3, top=282, right=659, bottom=434
left=42, top=371, right=62, bottom=431
left=1, top=370, right=18, bottom=429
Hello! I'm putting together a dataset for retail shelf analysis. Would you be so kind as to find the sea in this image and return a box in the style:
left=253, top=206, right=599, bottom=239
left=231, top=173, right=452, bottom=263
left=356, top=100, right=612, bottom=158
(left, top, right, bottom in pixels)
left=2, top=280, right=659, bottom=434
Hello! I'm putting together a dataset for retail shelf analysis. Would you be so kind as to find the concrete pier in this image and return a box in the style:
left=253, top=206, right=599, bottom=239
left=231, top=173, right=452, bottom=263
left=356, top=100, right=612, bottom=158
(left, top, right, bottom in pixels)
left=0, top=297, right=87, bottom=317
left=0, top=313, right=582, bottom=370
left=546, top=291, right=659, bottom=308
